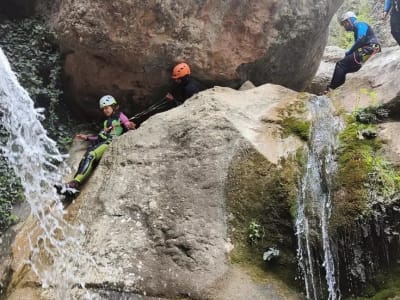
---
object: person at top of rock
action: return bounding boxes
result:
[383,0,400,45]
[322,11,381,94]
[132,62,203,126]
[165,62,201,104]
[56,95,135,197]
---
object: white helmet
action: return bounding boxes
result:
[99,95,117,108]
[339,11,357,23]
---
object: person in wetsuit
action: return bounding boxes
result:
[323,11,381,94]
[57,95,135,196]
[383,0,400,45]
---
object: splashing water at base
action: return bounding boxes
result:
[0,48,95,299]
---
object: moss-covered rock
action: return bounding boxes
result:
[225,148,302,289]
[332,108,400,231]
[331,107,400,297]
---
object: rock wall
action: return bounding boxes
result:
[48,0,342,117]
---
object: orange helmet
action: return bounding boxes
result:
[171,62,190,79]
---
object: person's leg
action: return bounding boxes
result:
[73,143,109,184]
[328,54,361,90]
[390,12,400,45]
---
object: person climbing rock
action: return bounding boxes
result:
[322,11,381,94]
[132,62,203,126]
[383,0,400,45]
[56,95,135,197]
[165,62,201,105]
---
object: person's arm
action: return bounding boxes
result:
[76,133,98,141]
[119,112,136,130]
[384,0,392,13]
[346,22,368,54]
[383,0,392,19]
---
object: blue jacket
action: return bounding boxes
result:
[346,18,380,55]
[385,0,392,12]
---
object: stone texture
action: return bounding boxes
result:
[49,0,342,117]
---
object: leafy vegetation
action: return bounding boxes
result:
[248,221,264,245]
[0,126,24,230]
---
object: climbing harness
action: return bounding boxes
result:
[354,43,381,64]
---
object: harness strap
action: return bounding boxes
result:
[353,43,381,64]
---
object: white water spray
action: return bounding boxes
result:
[295,96,343,300]
[0,48,93,299]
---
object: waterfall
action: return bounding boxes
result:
[0,48,92,299]
[296,96,343,300]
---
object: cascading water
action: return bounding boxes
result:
[0,48,93,299]
[296,96,343,300]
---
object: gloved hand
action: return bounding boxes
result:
[165,92,174,101]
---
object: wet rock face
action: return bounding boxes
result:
[0,0,36,18]
[50,0,342,116]
[335,199,400,296]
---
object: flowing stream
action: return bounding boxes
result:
[296,96,343,300]
[0,48,93,299]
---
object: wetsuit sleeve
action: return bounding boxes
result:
[347,22,369,54]
[87,135,98,142]
[119,112,131,130]
[184,82,200,100]
[384,0,392,12]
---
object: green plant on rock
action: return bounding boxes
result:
[332,106,400,230]
[248,221,264,245]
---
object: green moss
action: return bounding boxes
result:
[281,117,310,141]
[225,149,302,289]
[331,109,400,230]
[276,96,311,141]
[349,268,400,300]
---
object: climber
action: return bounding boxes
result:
[383,0,400,45]
[131,62,202,126]
[322,11,381,94]
[56,95,135,197]
[165,62,201,104]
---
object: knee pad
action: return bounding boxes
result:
[77,153,95,175]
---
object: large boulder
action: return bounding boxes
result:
[6,83,309,299]
[50,0,342,116]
